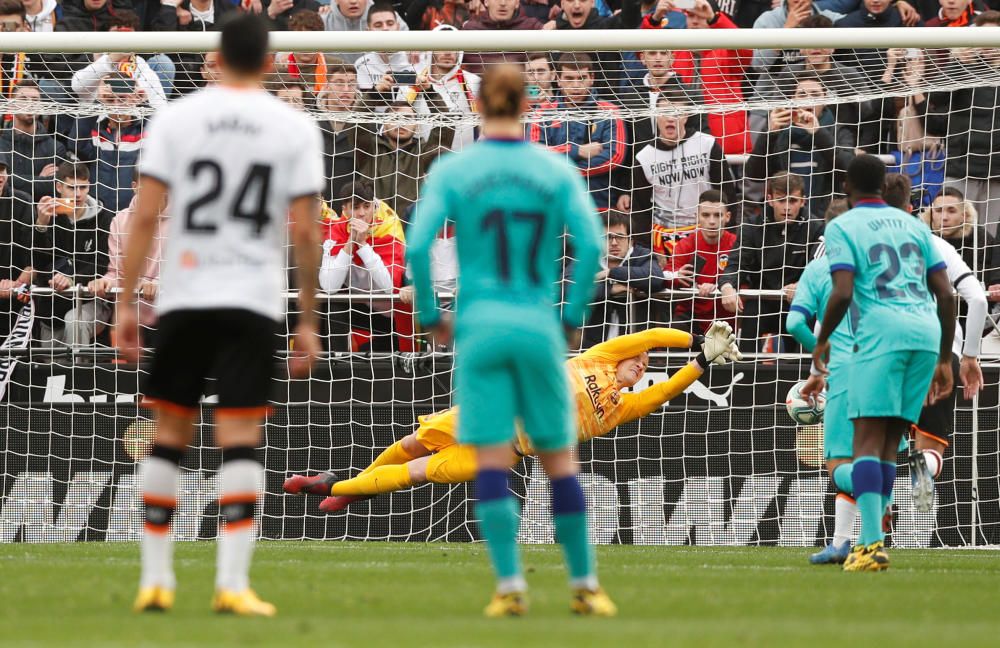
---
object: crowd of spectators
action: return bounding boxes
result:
[3,0,1000,356]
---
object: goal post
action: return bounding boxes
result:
[6,26,1000,53]
[1,29,998,547]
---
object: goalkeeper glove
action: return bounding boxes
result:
[697,321,741,366]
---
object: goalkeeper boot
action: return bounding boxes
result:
[133,586,174,613]
[319,494,373,513]
[483,591,529,618]
[908,451,935,513]
[570,587,618,617]
[212,589,276,617]
[809,541,851,565]
[282,472,337,496]
[843,542,890,573]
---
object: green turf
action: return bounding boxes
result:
[1,542,998,647]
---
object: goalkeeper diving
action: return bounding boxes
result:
[284,323,742,510]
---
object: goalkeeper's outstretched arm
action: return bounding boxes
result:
[619,362,706,423]
[585,327,696,363]
[617,321,742,424]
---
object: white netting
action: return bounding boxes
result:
[1,29,999,547]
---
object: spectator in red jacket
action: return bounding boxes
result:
[640,0,753,155]
[673,0,753,156]
[667,190,737,334]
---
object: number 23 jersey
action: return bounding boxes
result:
[139,85,324,321]
[823,200,946,357]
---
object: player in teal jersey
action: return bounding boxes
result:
[407,66,609,616]
[803,156,955,572]
[790,236,904,565]
[789,251,859,565]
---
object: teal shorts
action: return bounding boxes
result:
[823,388,907,460]
[847,350,938,424]
[823,388,853,460]
[823,367,852,460]
[454,307,573,452]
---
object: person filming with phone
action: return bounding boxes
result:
[34,162,114,345]
[354,2,420,110]
[70,72,148,212]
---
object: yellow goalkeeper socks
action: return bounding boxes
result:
[331,464,413,496]
[361,440,417,474]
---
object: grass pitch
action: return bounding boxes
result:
[1,542,998,647]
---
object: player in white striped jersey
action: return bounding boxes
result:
[884,175,986,512]
[116,15,324,617]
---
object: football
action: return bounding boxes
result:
[786,381,826,425]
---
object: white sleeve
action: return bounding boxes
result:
[357,245,394,291]
[935,236,987,357]
[956,274,988,357]
[355,56,381,90]
[135,58,167,109]
[286,117,325,199]
[318,244,351,293]
[137,109,175,185]
[71,55,114,103]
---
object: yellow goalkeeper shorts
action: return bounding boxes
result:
[415,408,460,452]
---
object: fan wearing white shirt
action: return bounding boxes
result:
[71,52,168,109]
[354,2,421,110]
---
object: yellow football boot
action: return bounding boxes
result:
[570,587,618,617]
[483,591,529,618]
[843,542,890,572]
[211,589,277,617]
[133,586,174,612]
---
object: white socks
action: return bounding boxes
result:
[923,449,943,479]
[833,493,857,548]
[139,447,182,590]
[215,454,264,593]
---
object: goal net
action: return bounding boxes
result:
[1,28,998,548]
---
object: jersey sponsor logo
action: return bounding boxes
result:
[585,374,606,418]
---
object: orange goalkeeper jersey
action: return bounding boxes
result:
[416,328,702,455]
[518,328,700,454]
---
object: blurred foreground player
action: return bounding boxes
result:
[406,63,607,617]
[116,15,324,615]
